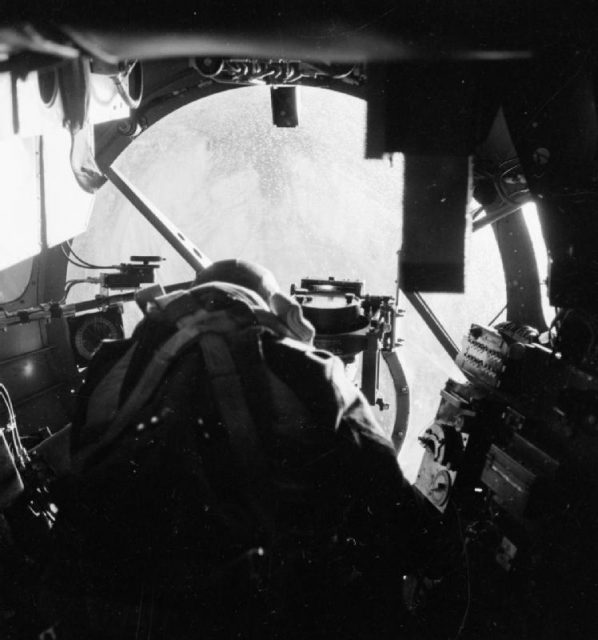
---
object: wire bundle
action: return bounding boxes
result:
[0,383,27,470]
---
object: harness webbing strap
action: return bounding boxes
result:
[71,324,205,472]
[197,330,268,481]
[198,327,277,540]
[72,290,274,494]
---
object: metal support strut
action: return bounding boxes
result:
[403,290,459,361]
[104,165,212,276]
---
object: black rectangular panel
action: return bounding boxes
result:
[400,155,469,292]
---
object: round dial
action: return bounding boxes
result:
[429,470,452,508]
[74,315,121,361]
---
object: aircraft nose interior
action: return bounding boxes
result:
[1,5,598,639]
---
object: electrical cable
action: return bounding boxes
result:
[66,241,114,269]
[0,385,15,425]
[60,278,101,304]
[60,244,87,268]
[113,61,143,110]
[61,242,118,270]
[332,66,358,79]
[0,383,27,468]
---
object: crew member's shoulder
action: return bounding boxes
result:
[262,334,392,446]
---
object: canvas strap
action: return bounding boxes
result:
[71,323,206,472]
[72,302,273,487]
[197,329,268,480]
